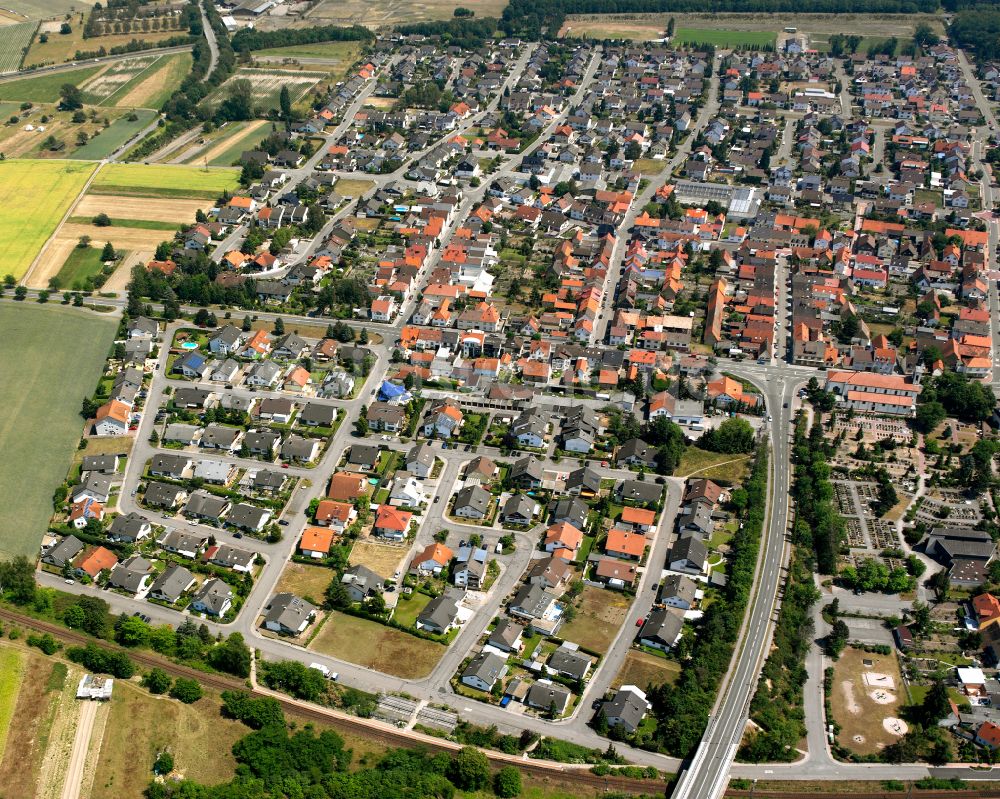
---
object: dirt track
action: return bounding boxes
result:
[60,700,96,799]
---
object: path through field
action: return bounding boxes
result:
[60,700,97,799]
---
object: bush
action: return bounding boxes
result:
[142,667,172,695]
[66,643,134,678]
[153,751,174,775]
[494,765,522,797]
[169,677,203,704]
[448,747,490,791]
[27,633,59,655]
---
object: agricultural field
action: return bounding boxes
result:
[0,0,93,21]
[309,610,445,678]
[559,12,945,46]
[73,192,210,224]
[71,107,156,159]
[90,162,241,199]
[0,159,94,279]
[208,67,327,113]
[77,54,176,107]
[0,648,24,764]
[0,303,116,560]
[0,20,36,72]
[0,64,102,103]
[178,119,274,167]
[303,0,507,26]
[0,649,67,799]
[117,50,191,108]
[24,12,184,67]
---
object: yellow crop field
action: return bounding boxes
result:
[0,159,95,280]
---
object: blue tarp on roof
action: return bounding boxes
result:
[378,380,409,401]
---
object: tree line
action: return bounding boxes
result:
[646,445,768,756]
[232,23,373,53]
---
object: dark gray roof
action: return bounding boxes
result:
[150,564,195,602]
[454,484,492,514]
[640,607,684,647]
[192,578,233,615]
[45,535,83,567]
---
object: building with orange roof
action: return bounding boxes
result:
[974,593,1000,630]
[605,528,647,560]
[706,376,759,408]
[824,371,921,416]
[314,500,356,533]
[620,506,656,533]
[93,400,131,436]
[74,546,118,578]
[977,721,1000,749]
[544,522,583,555]
[410,542,454,576]
[373,504,412,541]
[327,472,367,502]
[299,526,335,558]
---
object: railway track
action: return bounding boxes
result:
[0,608,658,796]
[727,792,1000,799]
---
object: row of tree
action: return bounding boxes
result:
[647,445,768,756]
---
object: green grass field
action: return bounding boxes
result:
[208,121,276,166]
[255,39,363,63]
[90,162,241,199]
[0,304,116,560]
[70,108,157,160]
[52,245,106,289]
[0,21,37,72]
[68,215,178,230]
[134,52,192,109]
[674,27,776,47]
[0,65,102,103]
[0,648,24,764]
[0,159,95,280]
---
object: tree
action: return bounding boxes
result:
[273,317,285,335]
[914,401,946,434]
[279,85,292,120]
[92,212,111,227]
[142,667,172,695]
[448,747,490,791]
[826,618,849,659]
[13,285,26,301]
[169,677,203,704]
[209,633,252,678]
[699,417,755,454]
[0,556,36,605]
[354,416,369,437]
[114,614,150,647]
[218,78,254,121]
[77,235,91,249]
[324,579,352,610]
[221,690,285,729]
[101,242,116,261]
[921,679,951,725]
[152,751,174,775]
[494,765,522,797]
[58,83,83,111]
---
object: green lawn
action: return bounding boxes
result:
[0,65,103,103]
[674,28,776,48]
[0,648,24,765]
[392,591,432,628]
[70,109,157,160]
[676,446,750,484]
[53,245,108,290]
[0,159,96,280]
[0,304,117,559]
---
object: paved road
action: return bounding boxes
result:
[671,369,799,798]
[200,3,219,77]
[0,45,194,81]
[594,62,722,344]
[60,700,97,799]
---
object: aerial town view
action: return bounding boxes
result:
[10,0,1000,797]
